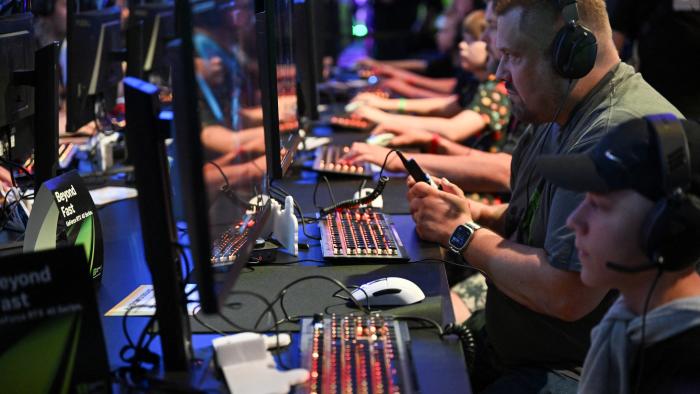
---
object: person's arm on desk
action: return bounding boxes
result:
[407,181,609,322]
[346,143,511,192]
[201,126,265,155]
[353,94,462,118]
[355,106,486,142]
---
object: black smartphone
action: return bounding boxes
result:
[396,151,440,189]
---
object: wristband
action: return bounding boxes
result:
[397,98,407,113]
[429,133,440,154]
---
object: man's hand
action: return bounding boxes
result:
[407,180,473,245]
[372,124,434,148]
[355,57,379,69]
[351,92,390,109]
[238,134,267,155]
[343,143,403,172]
[352,106,389,123]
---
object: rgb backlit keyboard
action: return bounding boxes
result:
[313,145,372,177]
[318,208,409,262]
[299,313,417,394]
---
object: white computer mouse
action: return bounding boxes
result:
[366,133,394,147]
[351,277,425,307]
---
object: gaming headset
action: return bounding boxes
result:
[551,0,597,79]
[641,114,700,271]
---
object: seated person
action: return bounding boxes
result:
[345,0,517,193]
[357,9,487,100]
[536,115,700,393]
[193,4,295,156]
[353,10,489,118]
[406,0,683,391]
[349,13,508,146]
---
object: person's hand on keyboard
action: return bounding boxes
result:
[371,123,435,148]
[343,143,402,172]
[351,92,389,110]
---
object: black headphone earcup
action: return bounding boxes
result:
[642,194,700,271]
[551,23,597,79]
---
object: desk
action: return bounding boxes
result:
[95,131,472,392]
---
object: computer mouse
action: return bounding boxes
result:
[366,133,394,147]
[351,277,425,307]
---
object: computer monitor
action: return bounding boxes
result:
[172,0,270,313]
[256,0,301,180]
[1,13,61,188]
[65,3,123,133]
[292,0,320,123]
[128,0,175,86]
[0,13,34,163]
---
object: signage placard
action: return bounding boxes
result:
[0,247,111,393]
[24,170,104,282]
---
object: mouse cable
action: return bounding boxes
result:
[331,285,371,311]
[249,275,371,331]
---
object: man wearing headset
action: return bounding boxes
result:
[537,115,700,394]
[407,0,682,392]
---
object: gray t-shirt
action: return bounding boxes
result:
[484,62,684,371]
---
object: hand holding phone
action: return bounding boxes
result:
[396,151,441,190]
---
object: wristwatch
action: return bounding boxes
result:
[448,222,481,255]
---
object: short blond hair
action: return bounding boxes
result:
[462,10,487,40]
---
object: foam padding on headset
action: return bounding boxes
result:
[643,193,700,271]
[552,22,597,79]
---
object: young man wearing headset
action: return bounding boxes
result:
[537,114,700,393]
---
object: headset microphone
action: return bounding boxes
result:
[605,261,657,273]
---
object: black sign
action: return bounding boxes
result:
[24,170,104,282]
[0,246,111,393]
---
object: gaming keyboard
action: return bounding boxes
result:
[23,143,77,173]
[318,208,409,262]
[298,313,417,394]
[313,145,372,177]
[329,114,376,132]
[210,214,256,266]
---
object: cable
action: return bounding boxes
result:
[0,156,31,181]
[312,177,323,209]
[322,175,336,206]
[220,290,291,370]
[207,160,230,188]
[249,275,370,332]
[269,183,322,241]
[191,304,228,336]
[318,176,388,216]
[316,148,398,215]
[332,285,371,311]
[394,315,445,336]
[520,79,575,243]
[633,267,664,394]
[377,149,400,179]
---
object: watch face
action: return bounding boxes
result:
[449,225,471,249]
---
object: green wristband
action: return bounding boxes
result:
[398,98,407,113]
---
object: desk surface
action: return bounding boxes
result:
[95,130,472,393]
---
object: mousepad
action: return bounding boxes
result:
[189,263,448,333]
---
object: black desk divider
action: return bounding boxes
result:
[24,170,104,282]
[0,246,111,393]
